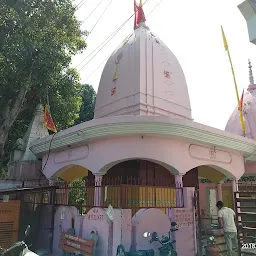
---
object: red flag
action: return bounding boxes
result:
[44,105,57,133]
[134,0,146,29]
[238,89,244,111]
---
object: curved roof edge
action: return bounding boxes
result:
[30,116,256,161]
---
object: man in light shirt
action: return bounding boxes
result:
[216,201,238,256]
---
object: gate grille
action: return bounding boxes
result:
[0,200,20,250]
[234,187,256,256]
[0,222,14,249]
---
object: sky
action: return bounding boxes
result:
[72,0,256,130]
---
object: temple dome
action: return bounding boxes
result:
[94,23,192,120]
[225,60,256,139]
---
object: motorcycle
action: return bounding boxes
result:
[143,221,178,256]
[0,225,38,256]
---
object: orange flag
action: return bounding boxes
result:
[238,89,244,111]
[44,105,57,133]
[134,0,146,29]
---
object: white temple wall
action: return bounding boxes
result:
[51,187,197,256]
[42,135,245,180]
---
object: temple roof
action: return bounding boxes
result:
[94,1,192,120]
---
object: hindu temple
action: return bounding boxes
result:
[1,1,256,255]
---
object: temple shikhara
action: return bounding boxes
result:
[1,1,256,256]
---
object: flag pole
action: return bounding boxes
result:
[221,26,246,136]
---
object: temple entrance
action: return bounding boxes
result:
[51,159,181,216]
[184,165,234,255]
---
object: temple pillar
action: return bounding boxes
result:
[232,179,238,193]
[217,183,223,201]
[175,174,184,207]
[231,179,238,210]
[94,175,103,207]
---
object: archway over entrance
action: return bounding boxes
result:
[51,165,94,182]
[103,159,176,186]
[184,165,235,255]
[100,159,179,215]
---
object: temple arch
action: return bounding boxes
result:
[50,164,93,182]
[183,164,237,182]
[96,158,179,176]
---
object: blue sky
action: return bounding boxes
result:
[72,0,256,130]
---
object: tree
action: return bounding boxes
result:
[75,84,96,124]
[0,0,87,162]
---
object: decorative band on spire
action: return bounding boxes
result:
[134,0,146,29]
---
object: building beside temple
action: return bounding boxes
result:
[238,0,256,45]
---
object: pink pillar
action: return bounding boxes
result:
[175,174,183,207]
[232,179,238,210]
[232,179,238,193]
[217,183,223,201]
[94,175,103,207]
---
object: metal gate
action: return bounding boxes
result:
[234,184,256,256]
[0,186,56,254]
[194,187,203,256]
[0,200,21,250]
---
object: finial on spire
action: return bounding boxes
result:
[134,0,146,29]
[249,59,254,85]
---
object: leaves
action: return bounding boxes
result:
[0,0,87,170]
[75,84,96,124]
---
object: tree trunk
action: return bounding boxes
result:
[0,74,31,162]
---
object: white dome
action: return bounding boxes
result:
[225,60,256,139]
[94,24,192,120]
[225,89,256,139]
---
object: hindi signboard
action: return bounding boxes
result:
[173,208,193,228]
[59,233,95,255]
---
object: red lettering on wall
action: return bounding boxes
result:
[164,70,171,79]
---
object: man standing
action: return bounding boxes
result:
[216,201,238,256]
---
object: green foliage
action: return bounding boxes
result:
[68,177,85,205]
[0,0,87,168]
[75,84,96,124]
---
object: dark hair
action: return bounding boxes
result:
[216,201,224,208]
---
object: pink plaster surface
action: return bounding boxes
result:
[245,162,256,175]
[169,207,196,256]
[53,206,76,255]
[82,207,113,256]
[132,208,171,254]
[94,26,192,119]
[225,90,256,139]
[42,134,245,180]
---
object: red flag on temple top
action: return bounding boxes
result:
[134,0,146,29]
[238,89,244,111]
[44,104,57,133]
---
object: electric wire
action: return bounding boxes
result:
[146,0,166,17]
[74,0,150,70]
[76,0,150,72]
[40,0,159,164]
[83,56,109,81]
[82,0,165,82]
[82,0,106,24]
[76,0,89,9]
[85,0,113,41]
[41,133,57,173]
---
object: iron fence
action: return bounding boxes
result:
[53,176,184,210]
